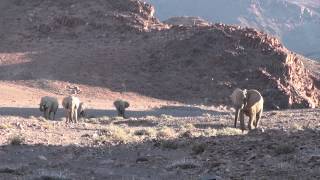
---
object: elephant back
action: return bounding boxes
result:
[246,89,263,107]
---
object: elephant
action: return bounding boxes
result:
[78,102,87,118]
[62,95,80,123]
[230,88,264,132]
[113,99,130,118]
[39,96,59,120]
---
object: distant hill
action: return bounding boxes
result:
[146,0,320,60]
[0,0,319,109]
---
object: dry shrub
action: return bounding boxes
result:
[167,159,200,170]
[134,129,152,136]
[202,113,212,118]
[36,169,69,180]
[183,123,195,130]
[291,123,303,131]
[97,125,132,144]
[85,118,100,124]
[38,117,47,122]
[99,116,111,121]
[111,116,125,121]
[179,130,193,138]
[160,114,174,121]
[156,126,176,139]
[216,127,242,136]
[202,128,217,137]
[192,143,206,155]
[161,140,179,150]
[0,124,11,129]
[274,144,295,155]
[9,135,25,145]
[143,116,158,121]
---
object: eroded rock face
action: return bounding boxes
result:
[146,0,320,60]
[164,16,211,27]
[0,0,319,109]
[142,24,320,109]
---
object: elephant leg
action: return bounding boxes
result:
[70,110,73,123]
[239,110,245,132]
[248,111,256,130]
[255,109,263,128]
[123,110,127,119]
[117,108,122,116]
[253,115,257,127]
[43,111,47,119]
[69,110,73,123]
[74,109,78,123]
[121,110,126,118]
[65,110,70,123]
[234,109,240,128]
[45,109,50,120]
[53,112,56,120]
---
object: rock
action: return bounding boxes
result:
[200,174,223,180]
[136,157,149,163]
[38,155,47,161]
[81,133,91,138]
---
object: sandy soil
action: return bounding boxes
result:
[0,83,319,180]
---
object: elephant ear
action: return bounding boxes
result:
[243,89,248,106]
[124,102,130,108]
[231,88,244,106]
[113,100,119,108]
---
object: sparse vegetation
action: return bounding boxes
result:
[179,130,193,138]
[134,129,152,136]
[216,127,243,136]
[96,125,132,144]
[0,124,11,129]
[274,144,295,155]
[156,126,176,139]
[160,114,174,121]
[9,135,25,145]
[291,123,304,131]
[191,143,206,155]
[161,140,179,150]
[167,159,200,170]
[0,0,319,179]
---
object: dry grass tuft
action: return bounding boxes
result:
[38,117,47,122]
[156,126,176,139]
[274,144,295,155]
[95,125,132,144]
[160,114,174,121]
[291,123,304,131]
[167,159,200,170]
[134,129,152,136]
[202,128,217,137]
[183,123,195,130]
[161,140,179,150]
[9,134,25,145]
[0,124,12,129]
[111,116,125,121]
[192,143,207,155]
[216,127,243,136]
[179,130,193,138]
[36,169,69,180]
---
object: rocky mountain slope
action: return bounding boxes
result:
[146,0,320,60]
[0,0,319,109]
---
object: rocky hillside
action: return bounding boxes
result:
[146,0,320,60]
[0,0,319,109]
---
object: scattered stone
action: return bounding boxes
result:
[136,157,149,163]
[200,174,223,180]
[38,155,47,161]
